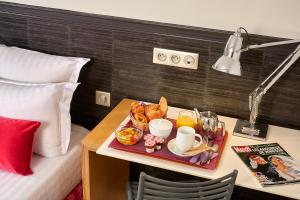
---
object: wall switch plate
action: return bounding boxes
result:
[153,48,199,69]
[95,90,110,107]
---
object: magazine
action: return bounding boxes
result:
[232,143,300,186]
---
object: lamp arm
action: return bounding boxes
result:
[241,39,300,52]
[248,44,300,126]
[261,45,300,93]
[248,87,264,126]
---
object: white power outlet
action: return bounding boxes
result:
[95,91,110,107]
[153,48,199,69]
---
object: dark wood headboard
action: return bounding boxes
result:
[0,2,299,130]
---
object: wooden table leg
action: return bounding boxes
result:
[82,147,91,200]
[82,148,129,200]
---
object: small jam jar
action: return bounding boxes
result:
[154,136,164,150]
[145,140,156,153]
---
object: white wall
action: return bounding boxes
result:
[5,0,300,39]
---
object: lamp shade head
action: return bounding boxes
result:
[211,29,244,76]
[212,55,242,76]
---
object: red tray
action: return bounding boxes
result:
[109,119,228,170]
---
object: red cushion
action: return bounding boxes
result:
[0,116,40,175]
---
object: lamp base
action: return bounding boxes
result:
[233,119,269,141]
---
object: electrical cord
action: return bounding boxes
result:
[238,27,251,49]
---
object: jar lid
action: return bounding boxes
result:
[144,134,154,141]
[145,140,155,147]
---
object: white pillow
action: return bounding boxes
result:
[0,44,90,83]
[0,80,79,157]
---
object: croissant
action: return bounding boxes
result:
[145,109,164,121]
[131,97,168,122]
[131,102,145,114]
[134,113,148,123]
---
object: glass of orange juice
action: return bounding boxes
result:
[176,110,196,128]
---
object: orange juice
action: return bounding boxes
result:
[176,115,195,128]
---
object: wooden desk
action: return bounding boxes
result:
[81,98,133,200]
[82,98,300,200]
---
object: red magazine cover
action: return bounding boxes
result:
[232,143,300,186]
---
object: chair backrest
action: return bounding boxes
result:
[136,170,238,200]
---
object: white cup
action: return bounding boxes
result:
[175,126,202,153]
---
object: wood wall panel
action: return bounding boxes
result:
[0,2,299,131]
[0,12,27,46]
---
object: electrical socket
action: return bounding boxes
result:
[95,91,110,107]
[153,48,199,69]
[157,51,167,62]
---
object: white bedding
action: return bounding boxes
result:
[0,124,88,200]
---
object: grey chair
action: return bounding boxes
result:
[127,170,238,200]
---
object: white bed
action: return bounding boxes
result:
[0,124,88,200]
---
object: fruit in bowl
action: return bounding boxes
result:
[115,126,143,145]
[130,97,168,131]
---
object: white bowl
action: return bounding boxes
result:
[149,119,173,139]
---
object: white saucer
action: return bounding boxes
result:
[167,139,201,157]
